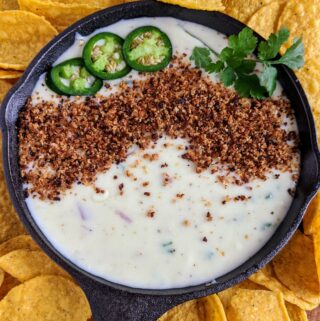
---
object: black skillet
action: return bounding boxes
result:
[0,1,319,320]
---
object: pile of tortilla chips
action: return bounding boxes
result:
[0,0,319,320]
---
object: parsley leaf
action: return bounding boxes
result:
[258,27,290,61]
[229,27,258,57]
[190,47,213,69]
[259,65,278,96]
[274,38,304,69]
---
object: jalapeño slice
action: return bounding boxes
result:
[83,32,131,80]
[123,26,173,72]
[49,58,103,96]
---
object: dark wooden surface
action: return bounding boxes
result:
[308,307,320,320]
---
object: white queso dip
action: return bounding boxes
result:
[19,18,300,289]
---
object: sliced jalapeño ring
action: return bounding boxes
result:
[123,26,173,72]
[83,32,131,80]
[49,58,103,96]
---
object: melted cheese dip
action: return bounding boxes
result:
[26,18,299,289]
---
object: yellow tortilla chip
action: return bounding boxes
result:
[0,235,39,257]
[0,249,70,282]
[218,279,266,309]
[249,264,318,310]
[2,0,18,10]
[247,1,286,39]
[0,139,26,242]
[0,78,16,102]
[313,231,320,288]
[18,0,120,32]
[226,289,290,321]
[277,0,320,60]
[272,230,320,305]
[0,10,57,70]
[223,0,273,23]
[296,59,320,142]
[0,273,20,300]
[159,294,227,321]
[0,275,91,321]
[157,0,224,11]
[0,268,4,287]
[51,0,123,5]
[285,303,308,321]
[0,69,22,79]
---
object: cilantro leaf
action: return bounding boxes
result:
[221,67,236,86]
[228,27,258,57]
[205,60,224,73]
[190,47,213,69]
[234,59,256,74]
[259,65,278,96]
[275,38,304,69]
[258,27,290,61]
[219,47,233,62]
[235,74,266,99]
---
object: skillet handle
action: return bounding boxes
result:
[79,281,200,321]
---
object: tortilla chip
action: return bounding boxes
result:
[277,0,320,60]
[0,249,70,282]
[272,230,320,305]
[0,139,26,243]
[226,289,290,321]
[247,1,286,39]
[0,78,17,102]
[0,275,91,321]
[249,264,318,310]
[223,0,273,23]
[157,0,224,11]
[0,268,4,287]
[51,0,123,5]
[296,59,320,141]
[2,0,18,10]
[18,0,120,32]
[0,10,57,70]
[218,279,266,309]
[285,303,308,321]
[0,235,39,257]
[0,69,22,79]
[159,294,227,321]
[0,273,20,300]
[313,232,320,288]
[303,193,320,235]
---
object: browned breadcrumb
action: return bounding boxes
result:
[206,212,213,222]
[147,209,155,218]
[143,153,159,161]
[182,219,190,227]
[18,55,299,200]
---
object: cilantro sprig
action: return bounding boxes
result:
[189,27,304,98]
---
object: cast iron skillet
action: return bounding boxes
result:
[0,1,319,320]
